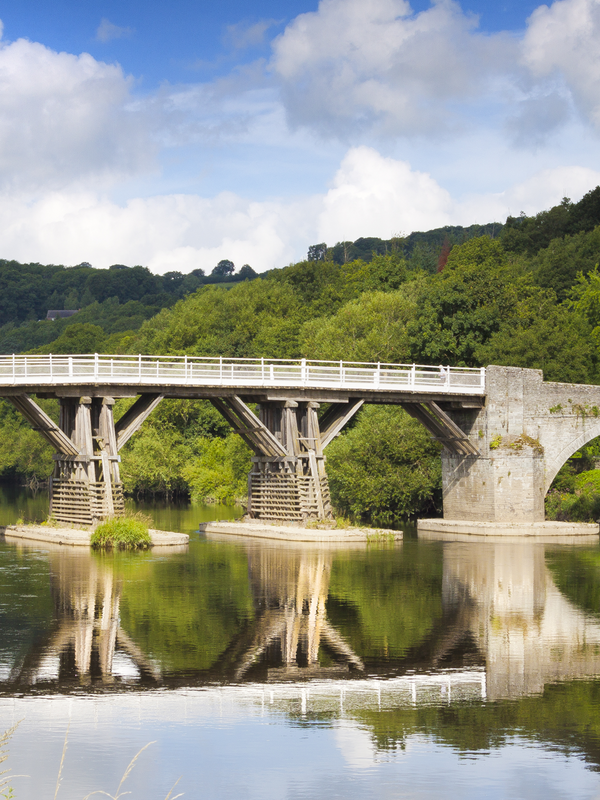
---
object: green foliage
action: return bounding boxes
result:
[136,281,306,358]
[545,490,600,522]
[545,467,600,522]
[326,406,442,524]
[30,322,107,354]
[575,468,600,493]
[120,427,192,497]
[0,399,54,481]
[91,515,152,549]
[545,440,600,521]
[327,543,444,660]
[301,288,418,362]
[408,237,519,365]
[534,226,600,300]
[118,542,255,672]
[182,434,252,504]
[474,289,597,383]
[502,187,600,257]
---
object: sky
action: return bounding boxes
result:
[1,0,600,274]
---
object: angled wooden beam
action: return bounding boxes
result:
[211,398,263,455]
[403,402,463,455]
[320,399,364,449]
[115,393,164,451]
[403,401,479,456]
[211,396,288,458]
[8,393,79,455]
[426,401,480,456]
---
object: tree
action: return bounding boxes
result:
[238,264,258,280]
[301,289,417,363]
[307,243,327,262]
[437,237,451,272]
[326,405,442,524]
[63,289,79,310]
[211,259,235,277]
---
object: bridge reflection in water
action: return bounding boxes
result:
[3,535,600,712]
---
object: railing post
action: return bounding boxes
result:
[184,354,188,382]
[270,364,274,383]
[219,356,223,384]
[481,367,486,391]
[49,353,53,381]
[261,357,264,385]
[94,352,99,380]
[139,354,142,381]
[301,358,307,386]
[12,354,15,383]
[68,357,73,378]
[340,360,343,385]
[24,356,27,380]
[410,364,415,388]
[375,362,380,389]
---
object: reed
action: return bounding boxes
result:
[1,725,183,799]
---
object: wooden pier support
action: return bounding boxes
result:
[212,396,362,523]
[50,396,125,526]
[8,392,164,526]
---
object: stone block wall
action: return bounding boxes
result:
[441,366,600,522]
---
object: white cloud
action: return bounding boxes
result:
[0,189,319,273]
[1,148,595,275]
[96,18,135,43]
[0,31,153,192]
[318,146,453,242]
[224,19,279,50]
[522,0,600,131]
[271,0,517,137]
[456,165,600,222]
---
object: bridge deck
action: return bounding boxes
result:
[0,354,486,401]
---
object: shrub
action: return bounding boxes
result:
[91,514,151,550]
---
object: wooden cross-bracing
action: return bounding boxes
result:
[208,396,365,522]
[8,392,168,526]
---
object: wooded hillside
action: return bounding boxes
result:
[2,185,600,524]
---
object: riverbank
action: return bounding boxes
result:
[0,524,189,547]
[198,520,402,542]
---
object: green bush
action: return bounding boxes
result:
[326,405,442,525]
[91,515,152,550]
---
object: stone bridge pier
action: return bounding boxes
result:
[441,365,600,523]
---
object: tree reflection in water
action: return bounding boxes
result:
[3,534,600,705]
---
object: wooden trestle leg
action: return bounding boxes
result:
[50,397,125,526]
[211,396,344,523]
[7,392,163,526]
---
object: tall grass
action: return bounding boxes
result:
[2,725,183,799]
[91,513,152,550]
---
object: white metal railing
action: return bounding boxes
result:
[0,354,486,394]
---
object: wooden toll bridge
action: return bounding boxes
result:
[0,354,485,525]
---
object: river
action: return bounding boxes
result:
[1,489,600,799]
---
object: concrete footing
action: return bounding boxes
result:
[418,518,599,538]
[199,520,402,543]
[0,524,189,547]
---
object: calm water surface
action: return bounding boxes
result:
[1,489,600,798]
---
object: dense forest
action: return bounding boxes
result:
[2,186,600,524]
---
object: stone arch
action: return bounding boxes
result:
[543,419,600,494]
